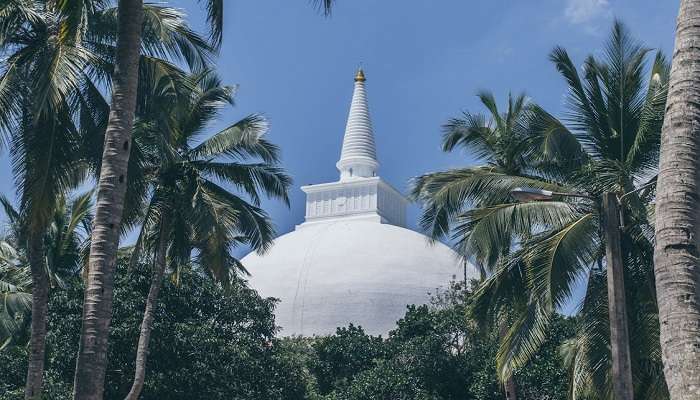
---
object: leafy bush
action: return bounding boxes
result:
[305,283,574,400]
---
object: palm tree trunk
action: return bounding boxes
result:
[125,221,168,400]
[72,0,144,398]
[603,193,634,400]
[24,232,49,400]
[499,324,517,400]
[504,376,517,400]
[654,1,700,399]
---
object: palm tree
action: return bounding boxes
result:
[121,69,290,399]
[0,193,93,348]
[412,21,669,399]
[0,1,214,397]
[0,0,98,393]
[0,196,30,350]
[413,90,529,400]
[0,252,31,351]
[73,2,332,398]
[654,1,700,398]
[0,206,31,351]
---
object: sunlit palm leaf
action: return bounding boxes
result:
[190,114,279,162]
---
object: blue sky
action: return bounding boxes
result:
[168,0,676,236]
[0,1,678,310]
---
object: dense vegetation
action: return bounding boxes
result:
[303,284,574,400]
[2,260,286,400]
[0,260,573,399]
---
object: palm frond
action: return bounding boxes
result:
[0,59,25,149]
[199,0,223,48]
[453,201,582,271]
[476,90,505,133]
[0,245,31,347]
[191,161,291,206]
[522,214,598,310]
[441,112,495,161]
[497,299,552,382]
[523,104,587,169]
[195,180,276,253]
[625,51,669,176]
[87,5,213,73]
[311,0,334,16]
[549,47,604,158]
[189,114,279,162]
[411,167,566,240]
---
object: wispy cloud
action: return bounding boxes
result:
[564,0,611,25]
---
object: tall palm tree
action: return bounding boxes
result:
[412,21,669,399]
[0,1,214,398]
[0,3,100,397]
[74,2,332,398]
[122,70,290,400]
[413,90,529,400]
[654,1,700,399]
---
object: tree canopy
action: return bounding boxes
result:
[0,270,574,400]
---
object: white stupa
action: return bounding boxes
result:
[243,69,471,336]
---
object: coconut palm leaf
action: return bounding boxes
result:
[522,214,598,310]
[0,257,31,350]
[625,52,670,176]
[522,104,587,170]
[497,299,552,382]
[195,0,222,47]
[192,161,291,206]
[441,112,494,160]
[189,113,279,162]
[0,189,91,349]
[453,201,583,270]
[311,0,335,16]
[412,167,567,242]
[85,4,213,80]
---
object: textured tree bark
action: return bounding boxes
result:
[603,193,634,400]
[504,376,517,400]
[124,221,169,400]
[72,0,144,398]
[654,1,700,399]
[24,232,49,400]
[500,324,517,400]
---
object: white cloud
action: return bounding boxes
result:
[564,0,611,24]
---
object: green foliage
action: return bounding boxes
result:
[311,325,386,394]
[305,284,573,400]
[337,360,441,400]
[0,244,31,349]
[0,278,574,400]
[0,192,92,348]
[0,1,213,234]
[0,259,302,400]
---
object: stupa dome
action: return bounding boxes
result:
[242,69,474,336]
[244,219,462,336]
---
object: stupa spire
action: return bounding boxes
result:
[336,68,378,180]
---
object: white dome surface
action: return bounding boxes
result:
[243,220,466,336]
